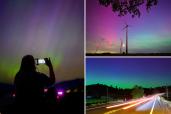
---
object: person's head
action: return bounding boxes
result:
[19,55,36,72]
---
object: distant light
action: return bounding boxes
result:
[57,91,64,96]
[57,96,60,99]
[44,88,48,93]
[12,93,16,97]
[66,89,71,93]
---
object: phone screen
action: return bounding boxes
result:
[38,59,45,64]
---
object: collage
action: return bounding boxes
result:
[0,0,171,114]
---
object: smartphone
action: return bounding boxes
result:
[38,59,45,64]
[35,58,46,65]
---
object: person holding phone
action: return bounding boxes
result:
[13,55,55,113]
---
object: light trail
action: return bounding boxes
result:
[106,98,146,109]
[104,96,156,114]
[106,94,163,109]
[150,96,157,114]
[107,96,154,109]
[122,97,154,110]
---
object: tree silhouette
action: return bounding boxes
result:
[131,85,144,98]
[99,0,158,18]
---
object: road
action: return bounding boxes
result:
[87,94,171,114]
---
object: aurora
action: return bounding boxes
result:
[86,0,171,54]
[0,0,84,84]
[86,58,171,88]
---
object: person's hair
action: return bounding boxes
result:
[18,55,36,73]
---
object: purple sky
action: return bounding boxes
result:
[86,0,171,53]
[0,0,84,84]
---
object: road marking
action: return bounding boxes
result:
[87,105,106,111]
[150,96,157,114]
[104,108,122,114]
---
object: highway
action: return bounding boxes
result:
[87,94,171,114]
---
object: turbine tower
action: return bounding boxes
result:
[120,38,123,54]
[123,23,130,54]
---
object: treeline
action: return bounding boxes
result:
[86,83,170,100]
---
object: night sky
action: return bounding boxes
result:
[86,58,171,88]
[86,0,171,53]
[0,0,84,84]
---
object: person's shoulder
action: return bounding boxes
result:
[36,72,48,78]
[14,72,21,82]
[15,72,23,80]
[35,72,51,84]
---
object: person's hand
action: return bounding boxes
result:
[45,58,55,83]
[45,58,52,68]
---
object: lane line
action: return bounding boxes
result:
[150,96,157,114]
[104,108,122,114]
[86,105,107,111]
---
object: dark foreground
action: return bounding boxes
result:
[0,79,84,114]
[87,95,171,114]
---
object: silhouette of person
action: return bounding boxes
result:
[14,55,55,113]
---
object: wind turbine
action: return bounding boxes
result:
[120,38,126,54]
[120,38,123,54]
[122,23,130,54]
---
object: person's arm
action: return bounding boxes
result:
[45,58,55,84]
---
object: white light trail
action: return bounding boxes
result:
[150,96,157,114]
[123,97,154,110]
[107,96,154,109]
[106,98,145,109]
